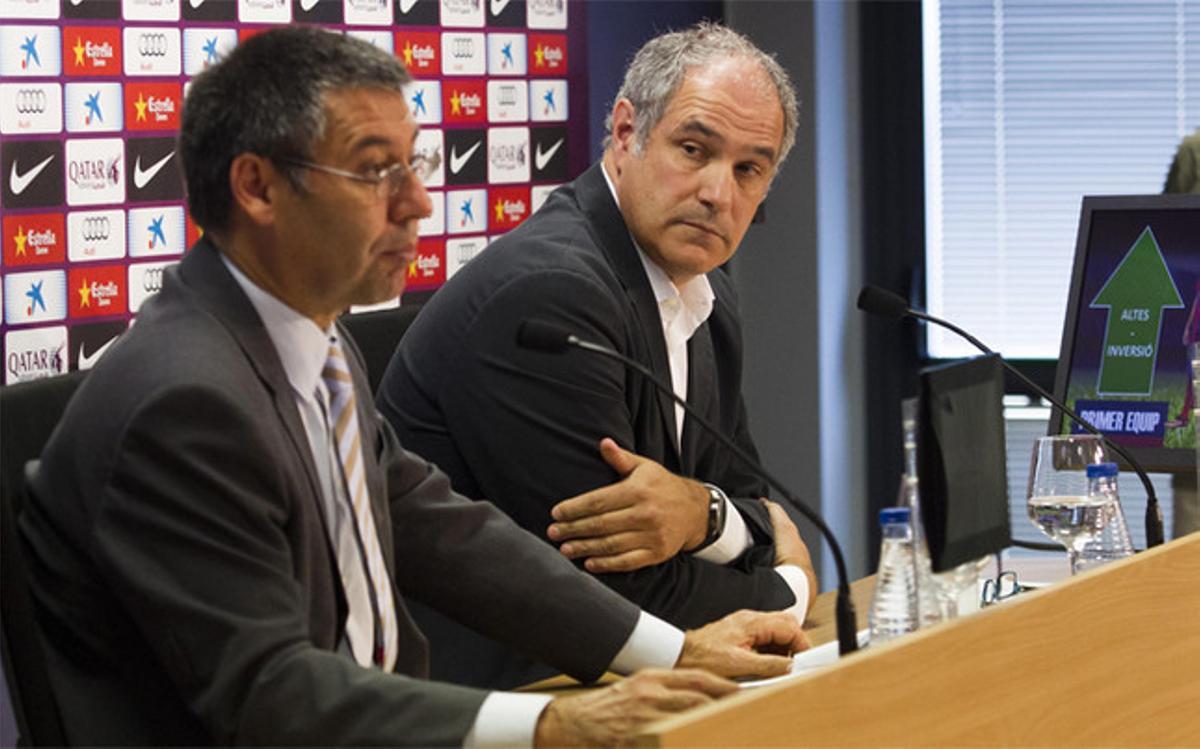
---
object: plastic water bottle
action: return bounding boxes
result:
[898,475,942,628]
[869,507,918,644]
[1076,462,1134,572]
[897,400,942,628]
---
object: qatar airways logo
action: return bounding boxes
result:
[65,138,125,206]
[4,327,67,385]
[345,0,389,25]
[68,157,120,188]
[527,0,565,29]
[238,0,291,23]
[487,126,529,184]
[122,0,182,21]
[440,0,483,26]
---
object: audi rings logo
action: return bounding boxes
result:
[81,215,111,241]
[451,38,477,58]
[15,89,48,114]
[141,266,164,293]
[138,33,170,57]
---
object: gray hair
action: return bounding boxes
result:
[180,27,411,233]
[604,22,799,167]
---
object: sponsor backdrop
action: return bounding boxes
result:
[0,0,588,384]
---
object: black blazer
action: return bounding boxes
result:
[379,163,795,689]
[19,238,639,746]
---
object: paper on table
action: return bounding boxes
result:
[739,629,871,689]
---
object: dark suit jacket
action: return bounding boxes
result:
[18,238,640,746]
[378,163,795,689]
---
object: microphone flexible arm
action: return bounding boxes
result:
[881,297,1164,548]
[566,335,861,655]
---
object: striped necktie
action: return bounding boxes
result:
[322,339,398,670]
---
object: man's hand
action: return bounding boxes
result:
[547,438,709,573]
[677,609,809,680]
[533,669,735,748]
[762,499,819,611]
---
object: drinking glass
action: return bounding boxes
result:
[1026,434,1113,575]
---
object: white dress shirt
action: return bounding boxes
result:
[222,255,685,748]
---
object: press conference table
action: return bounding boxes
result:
[526,534,1200,746]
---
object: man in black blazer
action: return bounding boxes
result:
[18,28,806,747]
[379,24,817,690]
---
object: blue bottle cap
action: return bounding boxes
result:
[1086,462,1119,478]
[880,507,910,524]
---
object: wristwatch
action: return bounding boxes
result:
[697,482,728,550]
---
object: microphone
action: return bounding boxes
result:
[857,284,1165,548]
[516,319,861,656]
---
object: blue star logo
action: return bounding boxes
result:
[148,216,166,248]
[84,92,103,125]
[202,37,219,65]
[460,198,474,225]
[542,89,556,113]
[20,35,40,70]
[411,89,427,116]
[25,281,46,314]
[501,42,513,67]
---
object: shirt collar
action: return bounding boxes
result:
[600,162,715,334]
[220,253,333,403]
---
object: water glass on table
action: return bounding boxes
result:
[1026,434,1114,575]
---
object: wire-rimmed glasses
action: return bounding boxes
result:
[278,154,437,199]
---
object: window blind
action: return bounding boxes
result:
[923,0,1200,359]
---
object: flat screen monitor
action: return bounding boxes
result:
[1051,195,1200,473]
[918,354,1012,572]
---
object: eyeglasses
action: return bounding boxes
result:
[277,154,436,199]
[980,570,1033,606]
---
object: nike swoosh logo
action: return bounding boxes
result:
[449,142,481,174]
[10,155,54,196]
[133,151,175,189]
[398,0,418,12]
[78,336,117,370]
[188,0,205,7]
[300,0,319,10]
[534,138,564,171]
[490,0,511,14]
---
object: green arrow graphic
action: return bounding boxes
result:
[1091,227,1184,395]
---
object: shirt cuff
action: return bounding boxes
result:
[773,564,811,625]
[463,691,554,748]
[610,610,685,674]
[692,497,752,565]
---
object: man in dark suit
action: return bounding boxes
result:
[18,28,807,747]
[378,23,817,690]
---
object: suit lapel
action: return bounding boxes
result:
[681,323,715,475]
[177,240,328,537]
[575,165,681,464]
